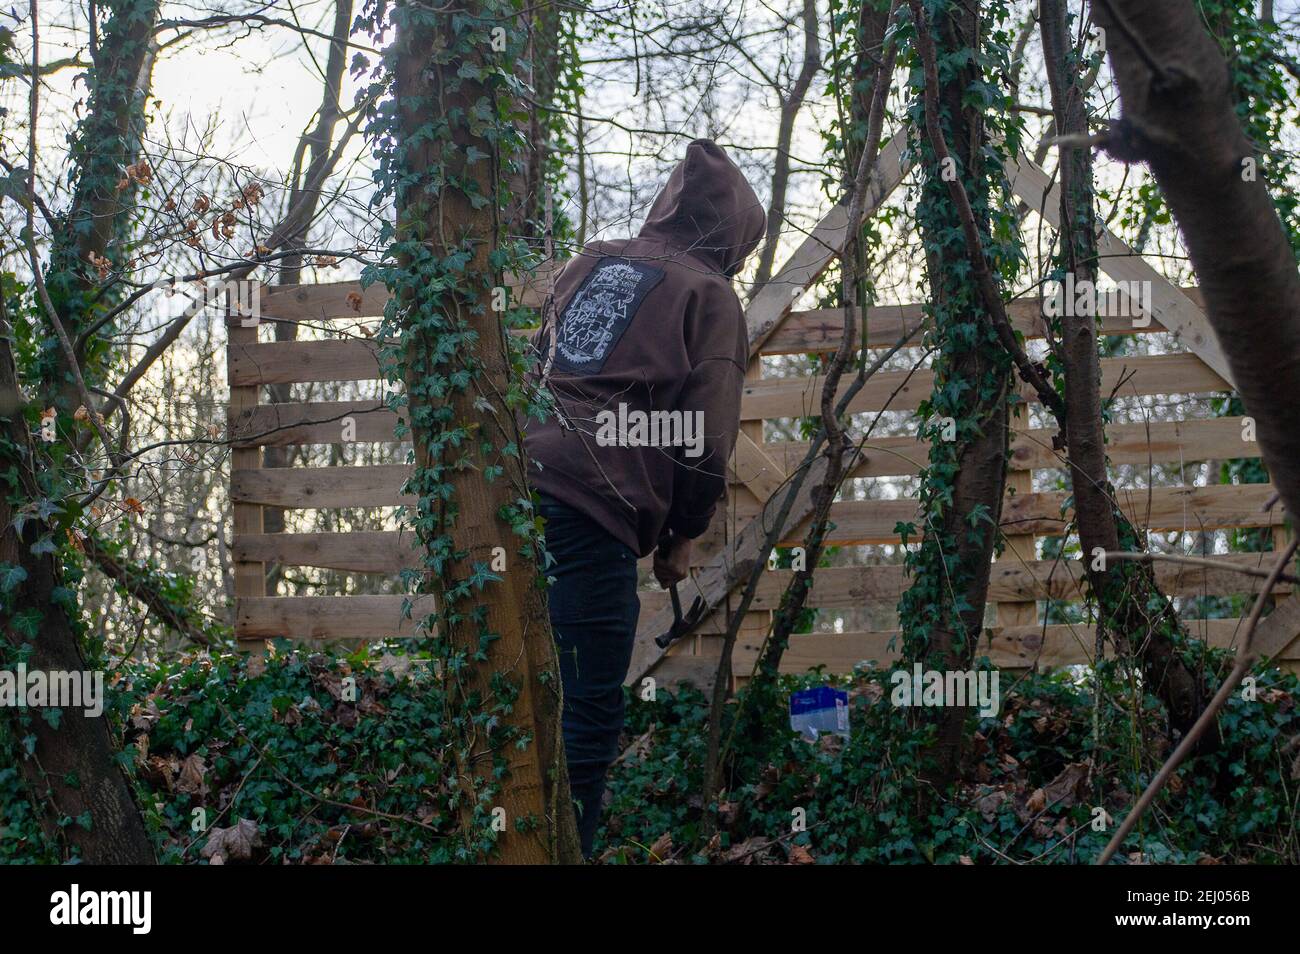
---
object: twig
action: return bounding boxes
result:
[1101,550,1300,586]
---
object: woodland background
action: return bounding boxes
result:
[2,0,1300,864]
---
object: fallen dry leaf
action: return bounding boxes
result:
[787,844,815,865]
[130,698,162,731]
[201,819,262,864]
[647,832,673,863]
[976,788,1009,822]
[723,837,769,864]
[1042,761,1090,810]
[716,799,739,829]
[176,754,207,795]
[376,653,411,681]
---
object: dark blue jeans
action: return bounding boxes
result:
[538,494,640,857]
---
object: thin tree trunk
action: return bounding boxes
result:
[902,0,1011,788]
[1040,0,1206,737]
[749,0,897,684]
[576,105,589,247]
[505,1,563,241]
[750,0,821,290]
[391,1,581,864]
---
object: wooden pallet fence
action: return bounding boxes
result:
[227,151,1299,676]
[227,278,1293,673]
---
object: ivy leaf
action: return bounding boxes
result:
[29,536,57,556]
[12,607,41,638]
[0,564,26,592]
[966,503,993,528]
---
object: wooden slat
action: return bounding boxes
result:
[999,401,1038,630]
[233,392,1252,463]
[1006,155,1234,387]
[719,355,776,685]
[234,531,417,573]
[730,616,1295,674]
[766,416,1261,480]
[1254,595,1300,662]
[230,400,401,446]
[237,283,1202,383]
[255,263,558,321]
[231,465,413,508]
[236,595,433,640]
[248,524,1287,598]
[892,482,1271,544]
[258,282,392,322]
[229,337,383,386]
[232,284,1215,388]
[625,478,1278,683]
[230,296,1165,383]
[761,290,1203,355]
[1004,416,1258,471]
[229,303,266,624]
[743,136,910,357]
[731,431,788,502]
[741,352,1230,420]
[740,482,1282,547]
[234,600,1293,671]
[641,552,1292,625]
[227,295,1142,386]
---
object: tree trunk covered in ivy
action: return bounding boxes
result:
[1089,0,1300,530]
[897,0,1013,788]
[1,0,160,864]
[1040,0,1206,739]
[41,0,157,408]
[1,335,154,865]
[388,0,581,864]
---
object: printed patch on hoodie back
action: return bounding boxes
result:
[553,257,664,374]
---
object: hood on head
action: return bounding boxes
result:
[637,139,767,278]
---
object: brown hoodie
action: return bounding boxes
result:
[524,139,766,557]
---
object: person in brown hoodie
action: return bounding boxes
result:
[525,139,765,855]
